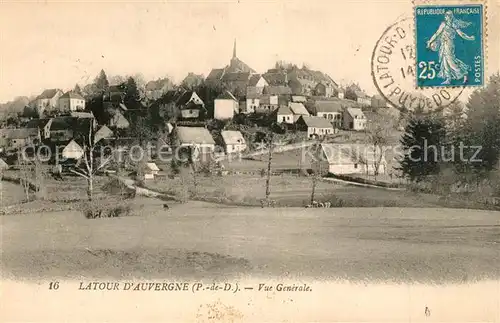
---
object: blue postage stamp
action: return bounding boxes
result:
[415,4,484,87]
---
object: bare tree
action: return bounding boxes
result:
[364,112,394,179]
[70,122,112,201]
[264,131,275,206]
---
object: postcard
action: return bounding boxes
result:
[1,0,499,321]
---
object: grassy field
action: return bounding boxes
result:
[1,200,499,282]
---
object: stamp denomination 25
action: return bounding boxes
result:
[415,4,484,87]
[371,17,463,112]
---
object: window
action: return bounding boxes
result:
[328,114,333,120]
[282,116,286,122]
[354,163,358,169]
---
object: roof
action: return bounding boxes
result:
[206,68,225,80]
[109,111,130,129]
[262,73,287,86]
[36,89,61,100]
[248,74,266,87]
[146,162,160,171]
[6,128,39,139]
[175,126,215,145]
[259,94,277,105]
[299,116,333,129]
[321,143,387,165]
[276,106,293,115]
[264,85,292,95]
[221,72,250,82]
[216,91,237,101]
[346,107,365,118]
[50,117,74,131]
[289,102,309,116]
[176,91,203,106]
[70,112,94,119]
[62,140,84,158]
[94,125,113,144]
[291,95,307,103]
[0,158,8,169]
[315,100,343,113]
[60,91,85,100]
[221,130,246,145]
[26,118,51,129]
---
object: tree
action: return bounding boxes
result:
[70,122,113,201]
[364,111,395,179]
[310,137,327,204]
[73,84,82,95]
[95,69,110,94]
[398,113,446,182]
[461,73,500,175]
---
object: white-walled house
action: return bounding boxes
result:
[296,116,334,139]
[221,130,247,154]
[214,91,239,120]
[58,91,86,112]
[275,106,294,124]
[314,100,343,128]
[61,140,84,160]
[319,143,387,175]
[343,107,367,131]
[32,89,63,116]
[176,91,206,120]
[244,93,260,114]
[172,126,216,156]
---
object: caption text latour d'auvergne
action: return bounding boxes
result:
[47,281,313,293]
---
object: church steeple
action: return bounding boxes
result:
[232,39,237,59]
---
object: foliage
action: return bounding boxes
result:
[95,69,110,94]
[365,111,395,177]
[398,113,446,182]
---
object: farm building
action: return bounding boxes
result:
[144,162,160,180]
[172,126,216,160]
[343,107,367,131]
[289,102,310,122]
[275,106,294,124]
[313,100,343,128]
[319,143,387,175]
[296,116,334,139]
[221,130,247,154]
[214,91,239,120]
[61,140,84,160]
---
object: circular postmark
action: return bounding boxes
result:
[371,17,464,112]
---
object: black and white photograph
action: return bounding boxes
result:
[0,0,499,321]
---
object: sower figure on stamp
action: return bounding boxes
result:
[426,11,475,85]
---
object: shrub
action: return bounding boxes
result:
[82,200,134,219]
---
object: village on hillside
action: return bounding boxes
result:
[0,40,499,213]
[0,41,400,182]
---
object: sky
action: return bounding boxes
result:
[0,0,498,103]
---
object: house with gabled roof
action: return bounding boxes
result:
[108,110,130,129]
[3,128,41,148]
[343,107,366,131]
[289,102,310,122]
[145,78,174,100]
[256,94,279,114]
[171,126,216,163]
[32,88,63,116]
[275,106,294,124]
[61,140,84,160]
[26,118,52,140]
[94,125,114,145]
[319,143,387,175]
[214,91,239,120]
[221,130,247,154]
[175,91,206,120]
[296,116,334,139]
[58,91,86,112]
[314,100,343,128]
